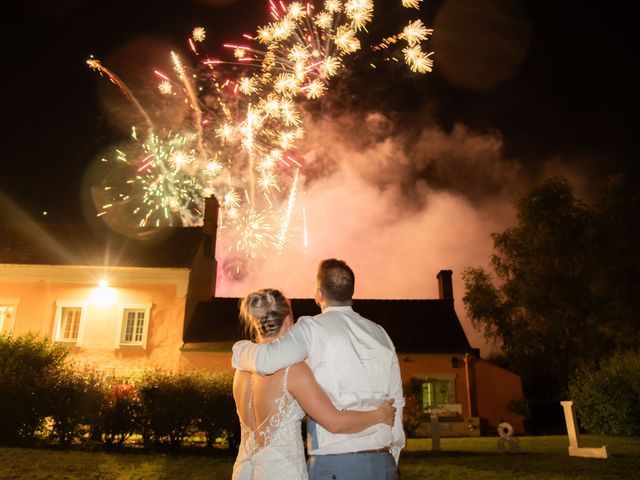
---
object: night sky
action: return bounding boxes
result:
[1,0,635,223]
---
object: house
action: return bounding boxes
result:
[0,197,524,434]
[0,197,222,374]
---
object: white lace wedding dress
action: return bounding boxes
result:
[232,367,308,479]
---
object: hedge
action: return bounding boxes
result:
[0,334,238,448]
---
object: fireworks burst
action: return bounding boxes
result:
[90,0,434,264]
[96,129,208,227]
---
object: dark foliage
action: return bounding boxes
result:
[0,334,68,442]
[569,351,640,436]
[463,175,640,402]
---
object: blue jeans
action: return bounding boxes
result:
[308,452,397,480]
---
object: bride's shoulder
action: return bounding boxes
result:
[287,362,313,383]
[233,369,252,386]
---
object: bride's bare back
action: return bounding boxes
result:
[234,368,291,447]
[232,366,308,480]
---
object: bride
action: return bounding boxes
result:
[232,288,395,480]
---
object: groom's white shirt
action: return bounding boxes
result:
[232,306,405,464]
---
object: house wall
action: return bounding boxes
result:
[0,265,195,375]
[399,354,471,418]
[474,358,525,434]
[398,354,524,435]
[178,351,233,373]
[88,283,186,373]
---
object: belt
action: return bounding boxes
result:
[311,447,391,456]
[349,447,390,454]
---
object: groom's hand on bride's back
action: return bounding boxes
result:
[376,399,396,426]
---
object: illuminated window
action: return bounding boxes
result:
[419,376,456,413]
[116,303,151,348]
[53,301,87,345]
[122,310,145,343]
[0,299,19,334]
[61,308,81,341]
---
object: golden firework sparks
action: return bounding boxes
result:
[192,27,206,42]
[90,0,434,260]
[402,0,422,9]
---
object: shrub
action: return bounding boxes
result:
[569,350,640,436]
[194,372,239,449]
[48,366,106,445]
[137,370,200,447]
[0,333,68,442]
[402,377,427,438]
[100,382,143,445]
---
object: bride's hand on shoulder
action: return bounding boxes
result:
[375,399,396,426]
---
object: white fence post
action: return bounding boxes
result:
[430,412,441,451]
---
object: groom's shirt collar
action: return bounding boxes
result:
[321,305,353,313]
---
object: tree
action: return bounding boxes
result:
[589,175,640,349]
[463,176,639,402]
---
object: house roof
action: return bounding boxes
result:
[183,297,473,354]
[0,223,203,268]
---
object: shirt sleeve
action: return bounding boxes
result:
[231,317,314,375]
[379,327,405,465]
[389,352,406,465]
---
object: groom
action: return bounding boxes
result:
[233,258,405,479]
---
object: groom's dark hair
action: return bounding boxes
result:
[317,259,355,303]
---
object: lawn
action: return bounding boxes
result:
[1,436,638,479]
[401,435,640,480]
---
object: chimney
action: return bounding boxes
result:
[183,196,219,336]
[437,270,453,300]
[202,196,219,259]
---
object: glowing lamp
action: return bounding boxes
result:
[91,279,117,307]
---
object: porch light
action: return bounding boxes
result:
[91,279,117,307]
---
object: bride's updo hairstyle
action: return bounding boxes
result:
[240,288,291,340]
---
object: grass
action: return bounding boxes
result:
[0,445,235,479]
[0,436,638,479]
[400,436,640,480]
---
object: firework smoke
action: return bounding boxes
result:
[90,0,434,266]
[215,106,548,356]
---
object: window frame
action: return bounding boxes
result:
[416,373,457,414]
[53,300,88,345]
[115,302,152,349]
[0,297,20,334]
